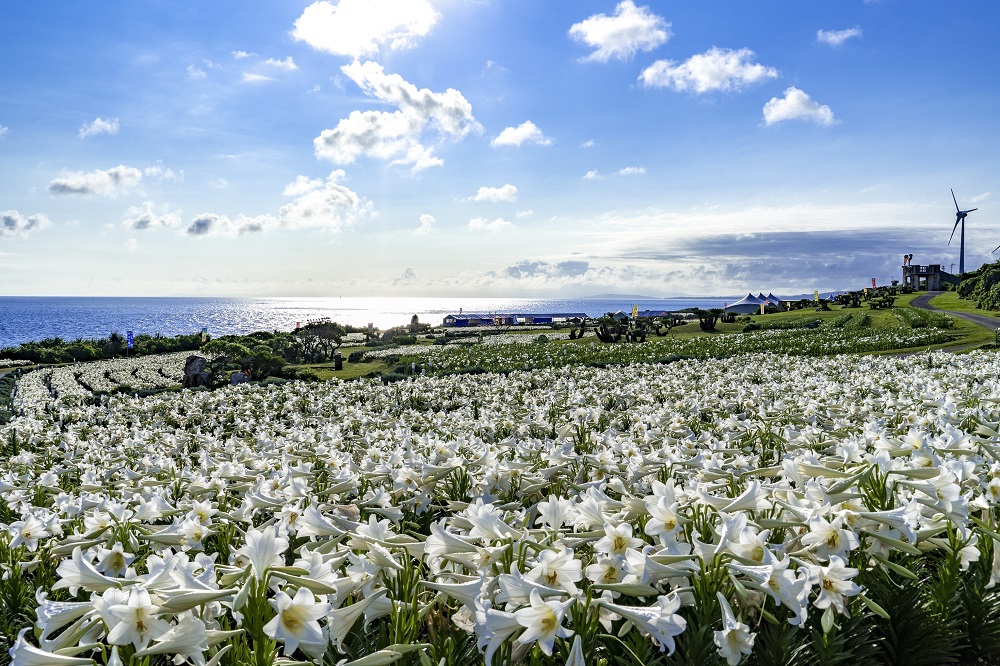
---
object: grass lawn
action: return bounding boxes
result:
[928,291,1000,316]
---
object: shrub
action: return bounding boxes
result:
[295,369,321,382]
[380,372,408,384]
[347,351,365,363]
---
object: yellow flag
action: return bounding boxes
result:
[813,290,819,302]
[632,304,638,319]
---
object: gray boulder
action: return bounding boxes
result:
[182,355,211,388]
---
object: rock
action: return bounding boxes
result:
[230,372,246,385]
[182,355,211,388]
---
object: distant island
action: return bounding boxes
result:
[581,293,674,300]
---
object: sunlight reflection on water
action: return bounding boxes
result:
[0,296,728,347]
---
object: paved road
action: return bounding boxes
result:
[911,291,1000,332]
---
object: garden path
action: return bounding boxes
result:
[911,291,1000,331]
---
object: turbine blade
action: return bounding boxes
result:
[994,244,1000,254]
[948,217,961,245]
[952,188,960,212]
[969,208,979,213]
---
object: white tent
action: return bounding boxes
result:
[726,293,765,315]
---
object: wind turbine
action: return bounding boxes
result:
[948,188,978,275]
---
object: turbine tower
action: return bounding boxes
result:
[948,188,978,275]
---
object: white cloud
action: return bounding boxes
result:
[278,170,374,231]
[293,0,439,58]
[0,125,7,137]
[473,184,518,203]
[491,120,551,147]
[122,201,182,231]
[185,213,276,238]
[393,268,418,286]
[763,87,838,126]
[1,210,51,239]
[264,56,298,71]
[468,216,513,232]
[314,61,480,172]
[516,209,534,218]
[970,192,991,204]
[78,117,119,139]
[817,27,862,46]
[144,164,180,181]
[414,213,435,235]
[125,238,138,251]
[232,50,255,59]
[47,165,143,197]
[639,47,778,93]
[584,167,645,179]
[580,139,594,148]
[187,64,207,80]
[282,175,325,197]
[242,72,273,83]
[569,0,671,62]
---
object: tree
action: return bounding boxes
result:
[696,308,723,332]
[104,332,125,358]
[288,321,345,363]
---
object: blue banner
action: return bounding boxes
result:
[126,330,134,349]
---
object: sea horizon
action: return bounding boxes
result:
[0,294,749,349]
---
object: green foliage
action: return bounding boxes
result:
[758,317,822,331]
[0,332,204,365]
[0,374,16,424]
[862,563,963,665]
[696,309,723,332]
[287,321,347,363]
[958,260,1000,309]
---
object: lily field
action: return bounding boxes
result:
[5,310,1000,665]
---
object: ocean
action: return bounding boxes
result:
[0,296,733,348]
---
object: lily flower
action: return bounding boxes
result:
[713,592,755,665]
[513,589,574,656]
[809,554,862,615]
[52,547,122,596]
[597,593,687,654]
[263,587,331,657]
[525,547,583,596]
[134,615,209,666]
[240,526,288,581]
[106,587,171,651]
[9,628,95,666]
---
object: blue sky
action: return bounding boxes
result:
[1,0,998,297]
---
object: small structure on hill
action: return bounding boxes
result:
[902,262,960,291]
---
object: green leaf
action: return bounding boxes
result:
[858,593,891,619]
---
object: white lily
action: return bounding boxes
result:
[106,587,171,651]
[713,592,755,665]
[263,586,331,657]
[513,589,574,657]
